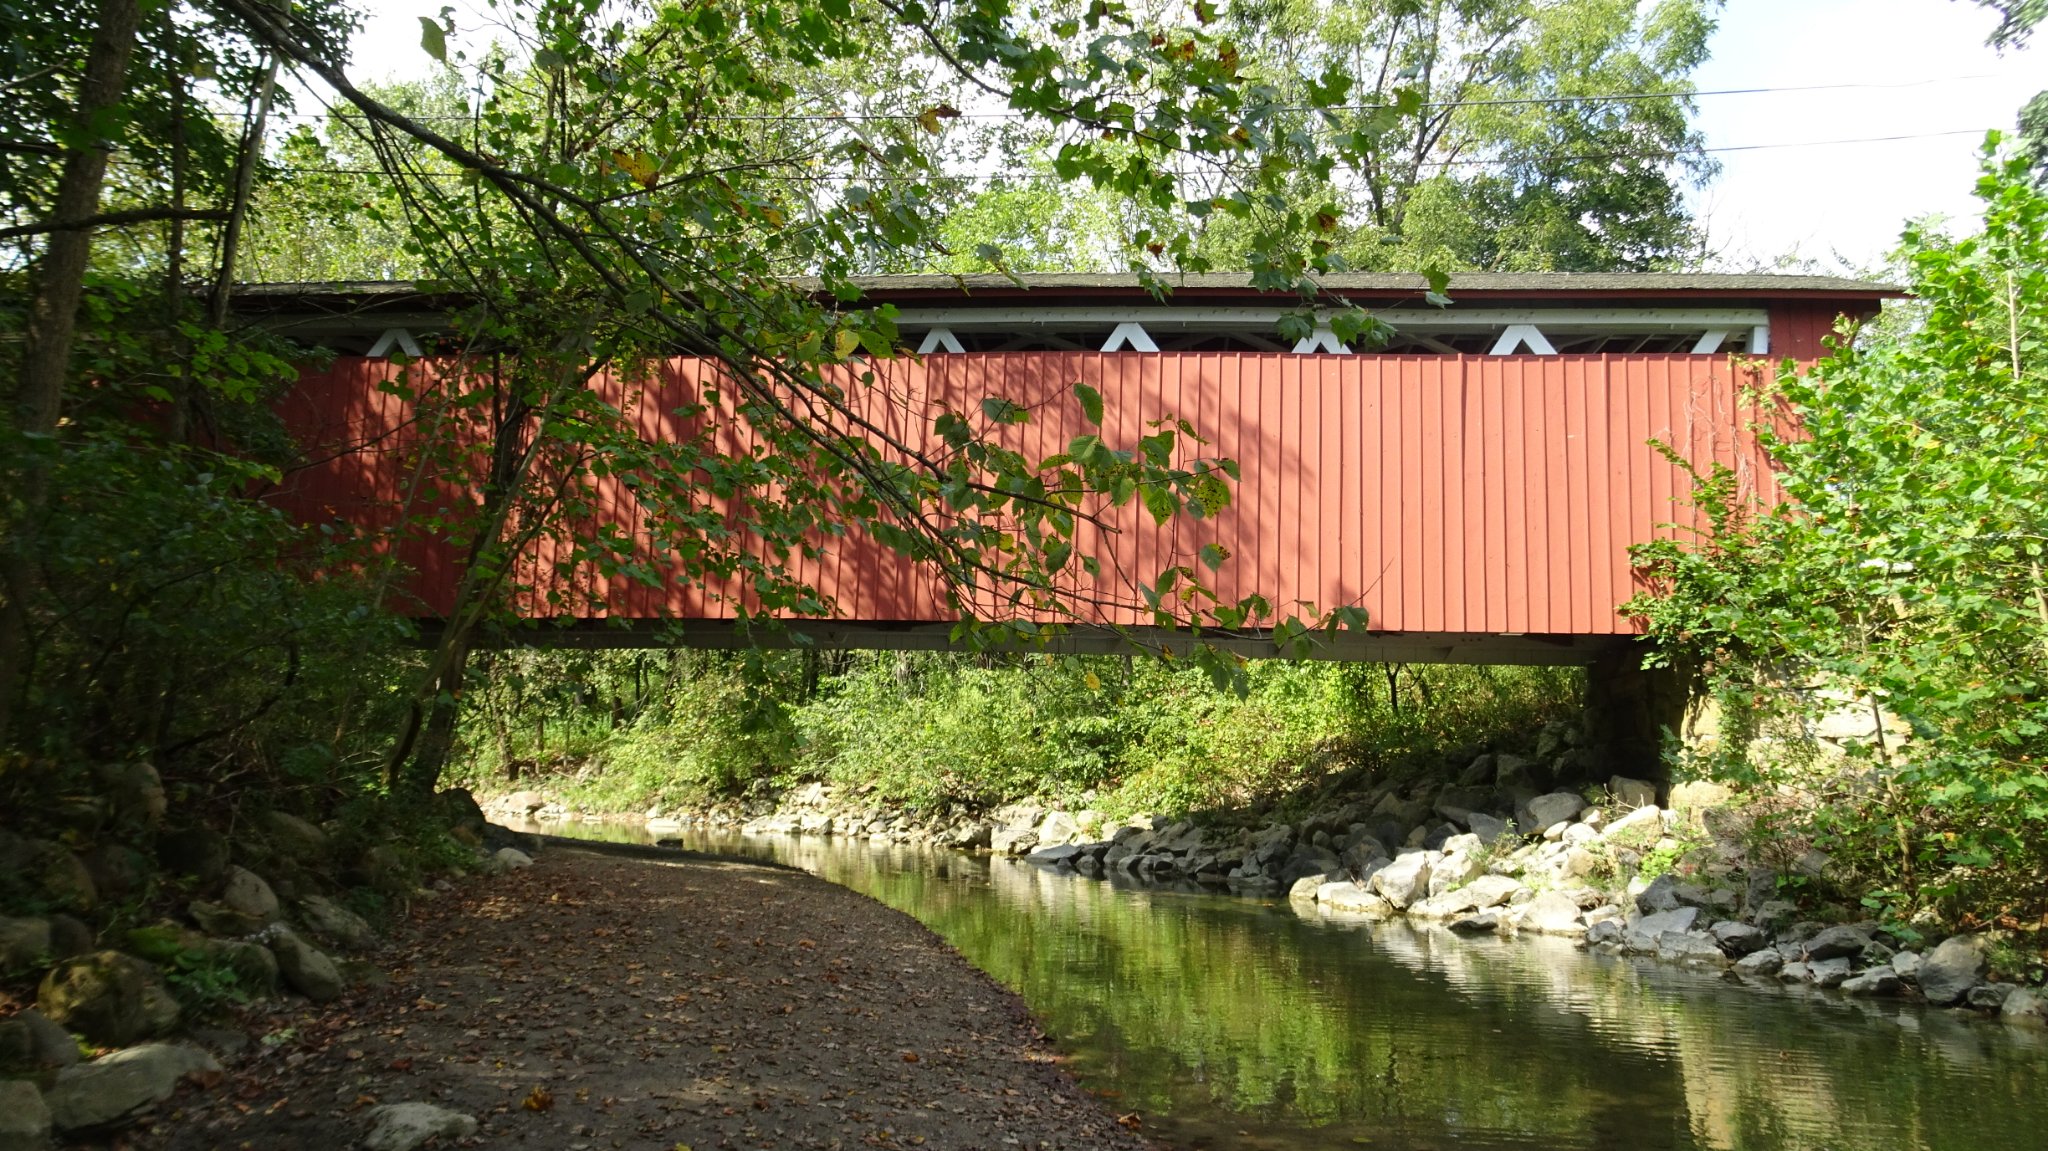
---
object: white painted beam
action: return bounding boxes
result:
[1489,325,1556,356]
[916,327,965,354]
[1690,329,1728,355]
[1750,324,1771,355]
[893,305,1770,334]
[1290,326,1353,355]
[1101,322,1158,352]
[365,327,423,358]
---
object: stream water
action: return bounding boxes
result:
[525,822,2048,1151]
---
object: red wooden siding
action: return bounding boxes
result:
[272,352,1779,638]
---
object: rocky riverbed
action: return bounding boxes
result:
[484,733,2048,1029]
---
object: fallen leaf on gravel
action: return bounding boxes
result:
[1116,1113,1142,1128]
[901,1052,920,1063]
[523,1086,555,1112]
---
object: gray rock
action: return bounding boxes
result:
[1711,921,1769,956]
[79,845,150,903]
[1525,792,1586,831]
[6,1008,78,1071]
[1801,925,1871,961]
[1892,950,1922,982]
[1465,811,1510,844]
[208,940,279,993]
[1778,961,1811,983]
[97,762,166,830]
[1458,874,1525,912]
[1369,853,1433,910]
[361,1102,479,1151]
[36,851,96,914]
[220,867,280,923]
[269,928,345,1003]
[36,952,176,1047]
[1494,753,1538,788]
[187,900,266,938]
[990,827,1039,856]
[45,916,90,961]
[0,1077,51,1149]
[1919,934,1990,1006]
[1807,957,1853,988]
[1288,873,1338,902]
[0,915,51,971]
[1448,912,1499,934]
[1636,874,1683,914]
[1733,949,1784,977]
[1601,804,1663,840]
[259,811,331,861]
[297,895,374,950]
[2001,988,2048,1026]
[1747,899,1800,930]
[1586,919,1623,946]
[1522,890,1587,935]
[1633,907,1701,936]
[1658,931,1729,966]
[1427,851,1484,898]
[1624,907,1700,953]
[1608,776,1657,809]
[1967,984,2015,1011]
[1841,966,1902,997]
[1025,843,1082,867]
[492,847,534,870]
[1316,882,1392,915]
[1037,811,1080,848]
[45,1043,220,1132]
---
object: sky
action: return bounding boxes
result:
[336,0,2042,274]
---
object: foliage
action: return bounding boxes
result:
[1202,0,1721,273]
[1629,143,2048,926]
[450,649,1581,818]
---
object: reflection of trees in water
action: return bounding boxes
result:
[636,830,2048,1150]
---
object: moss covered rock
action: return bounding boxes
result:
[36,951,178,1046]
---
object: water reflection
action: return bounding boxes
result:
[525,823,2047,1150]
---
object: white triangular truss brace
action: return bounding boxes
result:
[1291,325,1353,355]
[1100,322,1158,352]
[1489,324,1556,356]
[1690,328,1729,355]
[365,327,423,358]
[916,327,965,354]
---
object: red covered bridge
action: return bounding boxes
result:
[246,273,1892,669]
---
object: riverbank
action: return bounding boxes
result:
[137,845,1155,1151]
[479,755,2048,1026]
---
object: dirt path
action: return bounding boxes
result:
[150,847,1155,1151]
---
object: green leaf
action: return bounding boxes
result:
[981,397,1028,425]
[418,16,447,62]
[1199,542,1229,572]
[1073,382,1104,426]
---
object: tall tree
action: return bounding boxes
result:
[202,0,1404,791]
[1630,142,2048,924]
[1199,0,1720,273]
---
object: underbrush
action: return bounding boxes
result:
[447,650,1584,819]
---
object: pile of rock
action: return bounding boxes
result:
[1016,781,2044,1024]
[0,785,523,1148]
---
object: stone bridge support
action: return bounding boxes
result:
[1582,645,1688,795]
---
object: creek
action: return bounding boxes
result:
[526,821,2048,1151]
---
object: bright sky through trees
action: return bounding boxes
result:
[332,0,2040,273]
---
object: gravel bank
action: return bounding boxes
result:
[143,847,1155,1151]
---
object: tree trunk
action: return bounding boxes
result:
[0,0,144,746]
